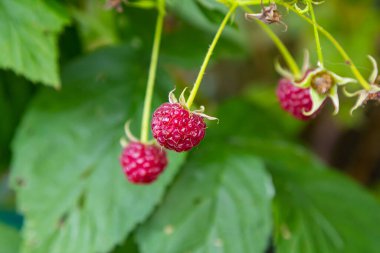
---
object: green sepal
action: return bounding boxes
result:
[328,85,340,115]
[331,72,357,86]
[368,55,378,84]
[296,65,356,116]
[168,89,178,103]
[179,87,189,109]
[275,58,294,80]
[303,78,341,116]
[345,85,380,115]
[294,67,323,88]
[303,88,326,116]
[295,66,355,89]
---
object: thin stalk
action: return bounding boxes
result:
[308,2,324,65]
[186,3,238,109]
[241,4,301,77]
[238,0,270,5]
[281,2,371,90]
[140,0,165,142]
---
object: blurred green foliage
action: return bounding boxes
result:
[0,0,380,253]
[0,72,35,172]
[0,222,20,253]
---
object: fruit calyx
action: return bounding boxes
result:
[151,89,218,152]
[120,121,139,148]
[311,71,335,95]
[168,89,218,121]
[276,50,356,115]
[344,56,380,114]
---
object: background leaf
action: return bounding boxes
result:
[0,222,20,253]
[3,1,380,253]
[0,0,69,87]
[137,142,274,253]
[166,0,243,45]
[10,46,186,253]
[211,95,380,253]
[270,155,380,253]
[69,0,119,51]
[0,71,35,171]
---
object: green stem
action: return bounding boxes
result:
[238,0,270,5]
[281,2,371,90]
[308,2,324,65]
[243,4,300,77]
[140,0,165,143]
[186,3,238,109]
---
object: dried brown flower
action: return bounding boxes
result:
[245,0,288,31]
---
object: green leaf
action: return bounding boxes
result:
[244,139,380,253]
[118,7,245,69]
[195,0,229,24]
[212,97,302,142]
[0,0,70,87]
[0,223,20,253]
[161,20,244,68]
[10,46,186,253]
[197,0,228,11]
[272,166,380,253]
[209,94,380,253]
[0,71,35,171]
[166,0,244,47]
[70,0,119,51]
[136,143,273,253]
[111,235,140,253]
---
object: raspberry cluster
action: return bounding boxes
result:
[120,97,210,184]
[151,103,206,152]
[276,78,317,120]
[120,142,167,184]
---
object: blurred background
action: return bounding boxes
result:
[0,0,380,252]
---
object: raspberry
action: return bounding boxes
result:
[120,142,167,184]
[151,102,206,152]
[276,78,317,120]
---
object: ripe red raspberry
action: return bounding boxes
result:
[120,142,167,184]
[151,103,206,152]
[276,78,317,120]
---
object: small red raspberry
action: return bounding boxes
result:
[151,103,206,152]
[120,142,167,184]
[276,78,317,121]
